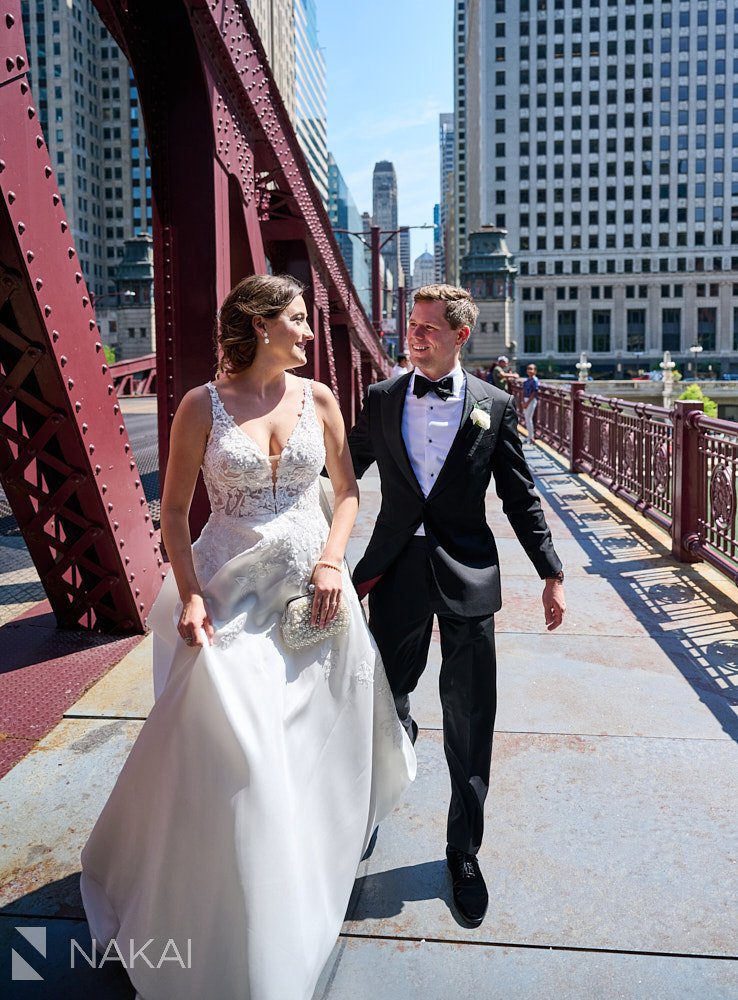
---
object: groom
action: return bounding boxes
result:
[347,283,565,927]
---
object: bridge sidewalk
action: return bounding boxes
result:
[1,445,737,998]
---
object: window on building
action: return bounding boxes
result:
[523,311,543,354]
[697,307,717,351]
[662,308,681,351]
[592,310,611,352]
[558,311,576,353]
[627,309,646,352]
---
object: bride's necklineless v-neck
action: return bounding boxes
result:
[209,380,308,471]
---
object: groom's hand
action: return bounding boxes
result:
[542,579,566,631]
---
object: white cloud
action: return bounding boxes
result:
[329,98,446,145]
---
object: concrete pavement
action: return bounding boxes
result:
[1,443,737,998]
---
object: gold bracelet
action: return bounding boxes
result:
[316,560,342,573]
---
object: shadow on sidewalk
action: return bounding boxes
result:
[347,859,454,922]
[532,462,738,743]
[0,874,135,999]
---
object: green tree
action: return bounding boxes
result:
[677,382,718,418]
[103,345,117,365]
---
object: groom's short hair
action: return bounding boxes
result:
[414,284,479,332]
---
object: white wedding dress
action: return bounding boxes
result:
[80,378,416,1000]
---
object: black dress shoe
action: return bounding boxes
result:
[446,847,488,927]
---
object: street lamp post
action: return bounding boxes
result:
[660,350,676,409]
[334,223,434,337]
[576,350,591,383]
[91,289,135,308]
[397,282,407,353]
[689,343,703,380]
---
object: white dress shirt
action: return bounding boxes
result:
[402,363,466,535]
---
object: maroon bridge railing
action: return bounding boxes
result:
[110,354,157,397]
[511,382,738,586]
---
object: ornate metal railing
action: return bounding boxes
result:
[110,354,157,396]
[532,383,572,454]
[578,395,673,529]
[510,381,738,586]
[690,413,738,580]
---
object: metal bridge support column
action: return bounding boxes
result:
[569,382,586,474]
[671,400,704,564]
[0,5,161,631]
[331,325,355,426]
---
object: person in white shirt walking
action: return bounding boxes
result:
[390,353,412,377]
[521,363,540,443]
[347,284,565,929]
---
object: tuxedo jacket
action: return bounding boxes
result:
[347,369,563,617]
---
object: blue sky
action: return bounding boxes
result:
[317,0,453,264]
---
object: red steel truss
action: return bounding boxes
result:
[0,8,162,632]
[0,0,387,633]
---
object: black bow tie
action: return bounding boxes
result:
[414,374,454,401]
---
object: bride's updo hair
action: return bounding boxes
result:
[215,273,306,376]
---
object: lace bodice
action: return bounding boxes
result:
[202,378,326,522]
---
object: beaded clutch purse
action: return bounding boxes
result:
[281,584,350,651]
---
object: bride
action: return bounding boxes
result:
[80,274,416,1000]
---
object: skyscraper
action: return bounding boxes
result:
[294,0,328,206]
[247,0,296,118]
[21,0,150,296]
[372,161,399,312]
[413,251,436,291]
[399,228,411,292]
[328,153,370,314]
[439,112,455,283]
[461,0,738,374]
[433,203,443,281]
[452,3,468,285]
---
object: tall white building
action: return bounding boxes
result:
[294,0,328,206]
[399,228,411,292]
[247,0,296,118]
[461,0,738,375]
[413,251,436,290]
[452,3,468,285]
[21,0,150,296]
[439,111,455,282]
[373,161,399,310]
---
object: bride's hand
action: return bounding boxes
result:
[178,594,215,647]
[310,564,343,629]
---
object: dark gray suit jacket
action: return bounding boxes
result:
[347,369,562,617]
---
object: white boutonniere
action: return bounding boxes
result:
[470,405,491,430]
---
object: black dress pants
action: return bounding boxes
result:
[367,537,497,856]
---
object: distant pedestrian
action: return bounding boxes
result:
[391,353,412,377]
[521,363,540,443]
[488,355,512,392]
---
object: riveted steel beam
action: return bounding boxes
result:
[0,7,163,633]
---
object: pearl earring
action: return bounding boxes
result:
[263,333,270,345]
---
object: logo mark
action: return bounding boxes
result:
[12,926,46,981]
